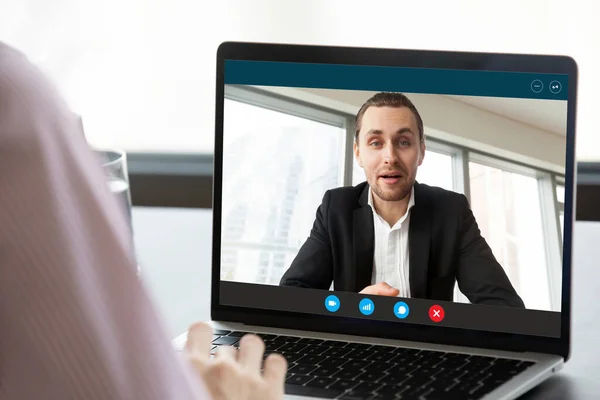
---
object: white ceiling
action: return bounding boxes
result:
[446,95,568,136]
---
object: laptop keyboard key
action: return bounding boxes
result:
[485,362,529,378]
[468,383,496,399]
[227,331,251,337]
[264,341,284,352]
[212,336,239,346]
[288,364,318,375]
[352,381,384,393]
[393,347,420,354]
[398,373,433,389]
[356,370,387,383]
[318,357,349,368]
[303,345,330,356]
[311,366,341,378]
[427,377,458,391]
[418,350,446,359]
[323,340,347,348]
[298,338,324,345]
[280,352,303,363]
[213,329,230,335]
[340,393,375,400]
[436,367,468,381]
[328,380,359,391]
[255,333,278,341]
[403,384,432,398]
[345,343,372,350]
[366,352,397,363]
[332,368,363,381]
[385,364,412,376]
[414,368,441,379]
[369,345,395,352]
[394,353,422,364]
[469,355,495,364]
[345,349,372,360]
[375,384,403,396]
[422,388,452,400]
[305,377,338,388]
[436,357,469,370]
[418,357,445,369]
[285,384,344,399]
[321,347,352,358]
[286,374,314,385]
[343,359,373,371]
[364,361,393,373]
[277,343,308,353]
[296,355,324,365]
[281,336,302,343]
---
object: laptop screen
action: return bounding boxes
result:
[218,58,569,339]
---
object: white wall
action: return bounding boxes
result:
[1,0,598,161]
[254,86,566,173]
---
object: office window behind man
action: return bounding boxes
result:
[220,99,345,285]
[556,184,565,239]
[468,162,551,311]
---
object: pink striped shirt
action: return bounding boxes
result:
[0,42,210,399]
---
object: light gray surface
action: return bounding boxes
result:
[132,207,212,338]
[132,206,600,399]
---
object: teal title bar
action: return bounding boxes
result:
[224,60,568,101]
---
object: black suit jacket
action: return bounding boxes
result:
[279,182,525,308]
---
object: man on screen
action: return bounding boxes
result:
[279,92,525,308]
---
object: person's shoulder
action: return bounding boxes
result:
[325,181,368,205]
[328,181,367,196]
[0,41,26,63]
[415,182,467,209]
[0,42,38,86]
[0,42,73,147]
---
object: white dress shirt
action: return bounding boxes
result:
[368,186,416,297]
[0,42,210,399]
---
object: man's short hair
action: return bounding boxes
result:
[354,92,424,143]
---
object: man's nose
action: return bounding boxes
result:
[383,143,399,164]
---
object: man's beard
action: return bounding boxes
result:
[371,176,414,202]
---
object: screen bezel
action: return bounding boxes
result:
[211,41,577,360]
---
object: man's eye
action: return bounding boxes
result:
[369,141,381,147]
[399,141,411,146]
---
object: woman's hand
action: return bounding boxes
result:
[184,322,288,400]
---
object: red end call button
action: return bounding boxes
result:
[429,305,445,323]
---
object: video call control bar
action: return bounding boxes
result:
[220,282,561,338]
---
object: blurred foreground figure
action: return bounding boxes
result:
[0,42,285,400]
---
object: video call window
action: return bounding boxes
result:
[220,85,566,313]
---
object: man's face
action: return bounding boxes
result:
[354,106,425,202]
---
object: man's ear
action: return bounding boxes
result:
[354,140,363,168]
[418,139,426,166]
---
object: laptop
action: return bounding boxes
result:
[198,41,577,399]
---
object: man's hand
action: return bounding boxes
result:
[184,322,287,400]
[359,282,400,297]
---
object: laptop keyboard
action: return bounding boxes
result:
[211,330,535,400]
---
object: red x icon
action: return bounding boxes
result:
[429,305,445,323]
